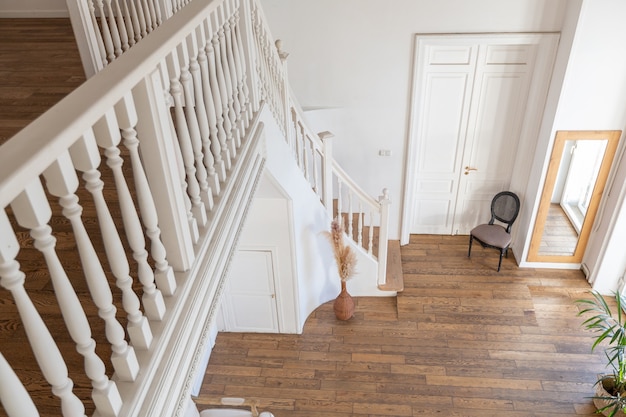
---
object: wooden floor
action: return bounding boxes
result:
[0,18,85,146]
[199,235,604,417]
[539,204,579,256]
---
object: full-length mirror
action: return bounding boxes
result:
[528,130,621,263]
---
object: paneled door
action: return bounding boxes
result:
[405,34,555,236]
[221,248,279,332]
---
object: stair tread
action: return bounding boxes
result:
[379,240,404,292]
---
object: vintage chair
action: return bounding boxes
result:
[468,191,521,271]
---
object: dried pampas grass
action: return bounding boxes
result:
[328,219,357,282]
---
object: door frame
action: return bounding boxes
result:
[401,32,560,244]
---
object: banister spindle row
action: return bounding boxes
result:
[0,209,87,417]
[94,112,153,350]
[69,132,141,383]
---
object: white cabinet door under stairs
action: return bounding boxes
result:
[221,249,280,333]
[407,34,557,235]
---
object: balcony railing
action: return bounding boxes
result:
[0,1,391,415]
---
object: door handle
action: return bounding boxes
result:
[464,166,478,175]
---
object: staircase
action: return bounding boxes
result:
[0,1,394,416]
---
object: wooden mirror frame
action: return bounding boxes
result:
[527,130,621,263]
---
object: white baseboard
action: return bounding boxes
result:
[0,10,69,18]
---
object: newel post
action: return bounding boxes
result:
[275,39,292,145]
[377,188,391,286]
[132,70,196,272]
[65,0,107,78]
[319,131,334,219]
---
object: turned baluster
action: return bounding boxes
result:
[230,0,252,128]
[127,0,141,44]
[134,0,148,39]
[348,191,354,240]
[34,163,122,416]
[290,109,298,160]
[86,1,108,68]
[94,0,116,62]
[70,131,139,381]
[219,21,239,155]
[166,53,208,228]
[188,31,221,197]
[204,20,231,171]
[115,94,176,300]
[94,110,164,327]
[311,140,319,194]
[166,106,200,243]
[196,24,226,184]
[0,352,39,417]
[337,179,343,227]
[111,0,129,52]
[102,0,122,57]
[119,0,136,47]
[222,7,243,149]
[0,209,86,417]
[178,43,214,211]
[368,209,375,255]
[152,0,162,26]
[210,20,235,162]
[358,202,364,247]
[140,0,152,33]
[144,0,158,32]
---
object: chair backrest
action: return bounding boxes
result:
[489,191,520,233]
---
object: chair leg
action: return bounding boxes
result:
[468,235,473,257]
[497,249,504,272]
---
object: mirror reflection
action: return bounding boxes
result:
[528,130,621,264]
[538,139,608,256]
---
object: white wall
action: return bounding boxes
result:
[260,0,568,240]
[0,0,68,17]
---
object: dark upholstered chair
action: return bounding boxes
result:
[468,191,520,272]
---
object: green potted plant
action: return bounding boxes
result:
[576,290,626,416]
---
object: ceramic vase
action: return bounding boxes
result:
[334,281,354,320]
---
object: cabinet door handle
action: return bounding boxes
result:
[464,166,478,175]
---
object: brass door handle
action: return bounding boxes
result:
[464,166,478,175]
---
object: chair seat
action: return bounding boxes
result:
[470,224,511,249]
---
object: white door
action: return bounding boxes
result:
[222,249,279,333]
[408,35,549,235]
[453,44,533,234]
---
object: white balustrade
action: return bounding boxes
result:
[211,17,235,161]
[41,154,124,416]
[196,24,226,185]
[0,209,87,417]
[188,31,221,196]
[92,111,154,349]
[103,0,123,58]
[167,52,209,228]
[127,0,142,44]
[205,18,231,171]
[111,0,130,52]
[228,1,249,132]
[115,93,174,306]
[119,0,136,48]
[0,0,392,414]
[216,15,238,157]
[178,42,215,211]
[65,133,141,382]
